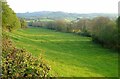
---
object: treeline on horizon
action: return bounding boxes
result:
[29,16,120,51]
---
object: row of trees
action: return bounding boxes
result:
[29,17,119,51]
[91,17,118,49]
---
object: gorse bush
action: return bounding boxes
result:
[2,33,50,78]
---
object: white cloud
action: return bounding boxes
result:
[7,0,119,13]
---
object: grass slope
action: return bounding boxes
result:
[9,27,118,77]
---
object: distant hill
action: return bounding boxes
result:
[17,11,117,20]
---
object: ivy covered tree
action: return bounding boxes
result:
[2,2,21,32]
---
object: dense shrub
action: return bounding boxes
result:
[2,33,50,78]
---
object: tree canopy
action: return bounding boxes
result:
[2,2,21,31]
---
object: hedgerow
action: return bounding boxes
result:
[2,33,51,78]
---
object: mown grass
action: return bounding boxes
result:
[8,27,118,77]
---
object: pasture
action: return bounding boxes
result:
[9,27,118,77]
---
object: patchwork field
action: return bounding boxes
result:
[8,27,118,77]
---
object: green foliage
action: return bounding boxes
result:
[55,20,67,32]
[30,19,68,32]
[20,18,27,28]
[2,33,50,78]
[9,28,118,77]
[2,2,51,78]
[45,21,56,30]
[117,16,120,50]
[91,17,119,50]
[118,16,120,31]
[29,16,119,50]
[2,2,21,31]
[76,19,92,36]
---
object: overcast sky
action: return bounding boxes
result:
[7,0,119,13]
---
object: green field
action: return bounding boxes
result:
[9,27,118,77]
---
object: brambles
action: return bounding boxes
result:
[2,34,50,78]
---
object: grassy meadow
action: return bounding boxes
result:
[8,27,118,77]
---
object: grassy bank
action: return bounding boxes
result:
[8,27,118,77]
